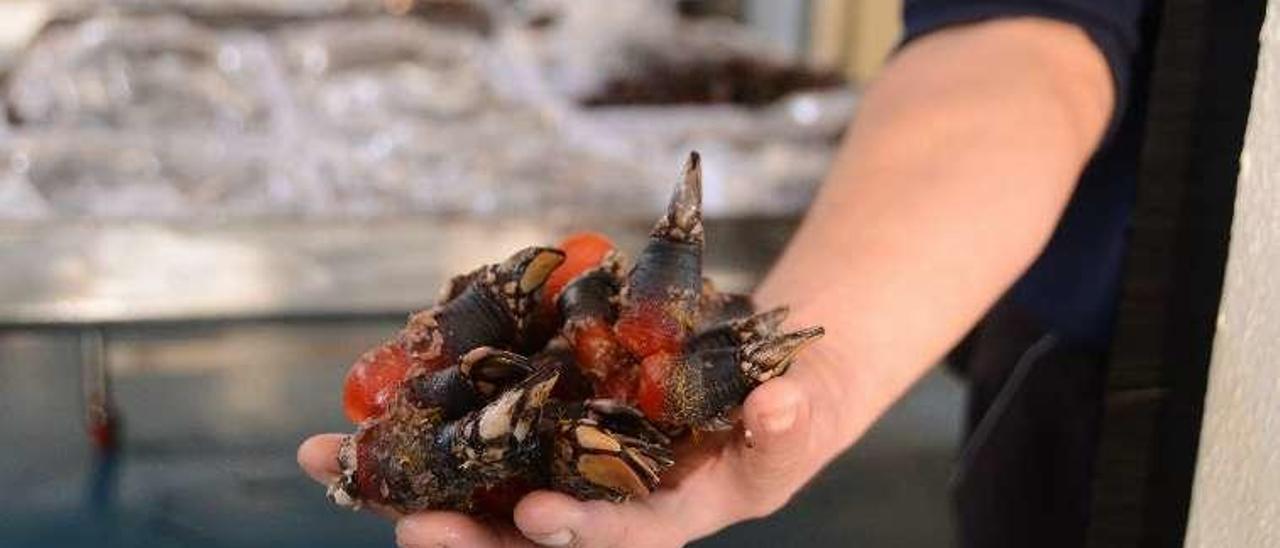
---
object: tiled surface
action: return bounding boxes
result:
[0,323,961,547]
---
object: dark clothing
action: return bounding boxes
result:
[952,300,1105,548]
[901,2,1160,547]
[906,0,1146,135]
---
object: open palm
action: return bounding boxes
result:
[300,368,836,548]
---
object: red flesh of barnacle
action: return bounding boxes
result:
[635,353,674,422]
[565,321,633,400]
[551,233,690,408]
[547,231,647,401]
[343,342,412,423]
[540,232,616,319]
[614,304,687,358]
[353,427,390,505]
[600,364,639,403]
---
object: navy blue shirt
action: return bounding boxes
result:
[904,0,1155,345]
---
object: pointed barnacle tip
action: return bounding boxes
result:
[653,153,704,244]
[741,326,825,380]
[678,154,703,200]
[801,326,826,341]
[686,150,701,170]
[778,327,824,355]
[479,391,521,440]
[529,370,561,403]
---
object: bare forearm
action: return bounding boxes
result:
[756,18,1113,463]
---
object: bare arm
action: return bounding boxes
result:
[498,17,1118,547]
[755,15,1113,468]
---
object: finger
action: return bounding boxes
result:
[298,433,346,484]
[513,492,584,547]
[729,376,813,509]
[514,491,678,548]
[397,511,531,548]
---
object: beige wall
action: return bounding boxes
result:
[810,0,903,84]
[1183,2,1280,546]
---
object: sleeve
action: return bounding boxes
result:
[902,0,1148,138]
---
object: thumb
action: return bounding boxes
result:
[729,376,813,514]
[514,491,679,548]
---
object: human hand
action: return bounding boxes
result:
[299,363,842,548]
[508,373,832,548]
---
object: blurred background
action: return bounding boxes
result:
[0,1,964,546]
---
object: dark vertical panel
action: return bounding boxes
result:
[1087,1,1265,547]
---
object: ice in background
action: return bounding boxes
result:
[0,0,855,222]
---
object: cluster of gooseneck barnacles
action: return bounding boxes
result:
[328,152,824,515]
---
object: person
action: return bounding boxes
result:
[300,1,1154,546]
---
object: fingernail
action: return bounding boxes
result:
[528,528,574,547]
[760,404,796,434]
